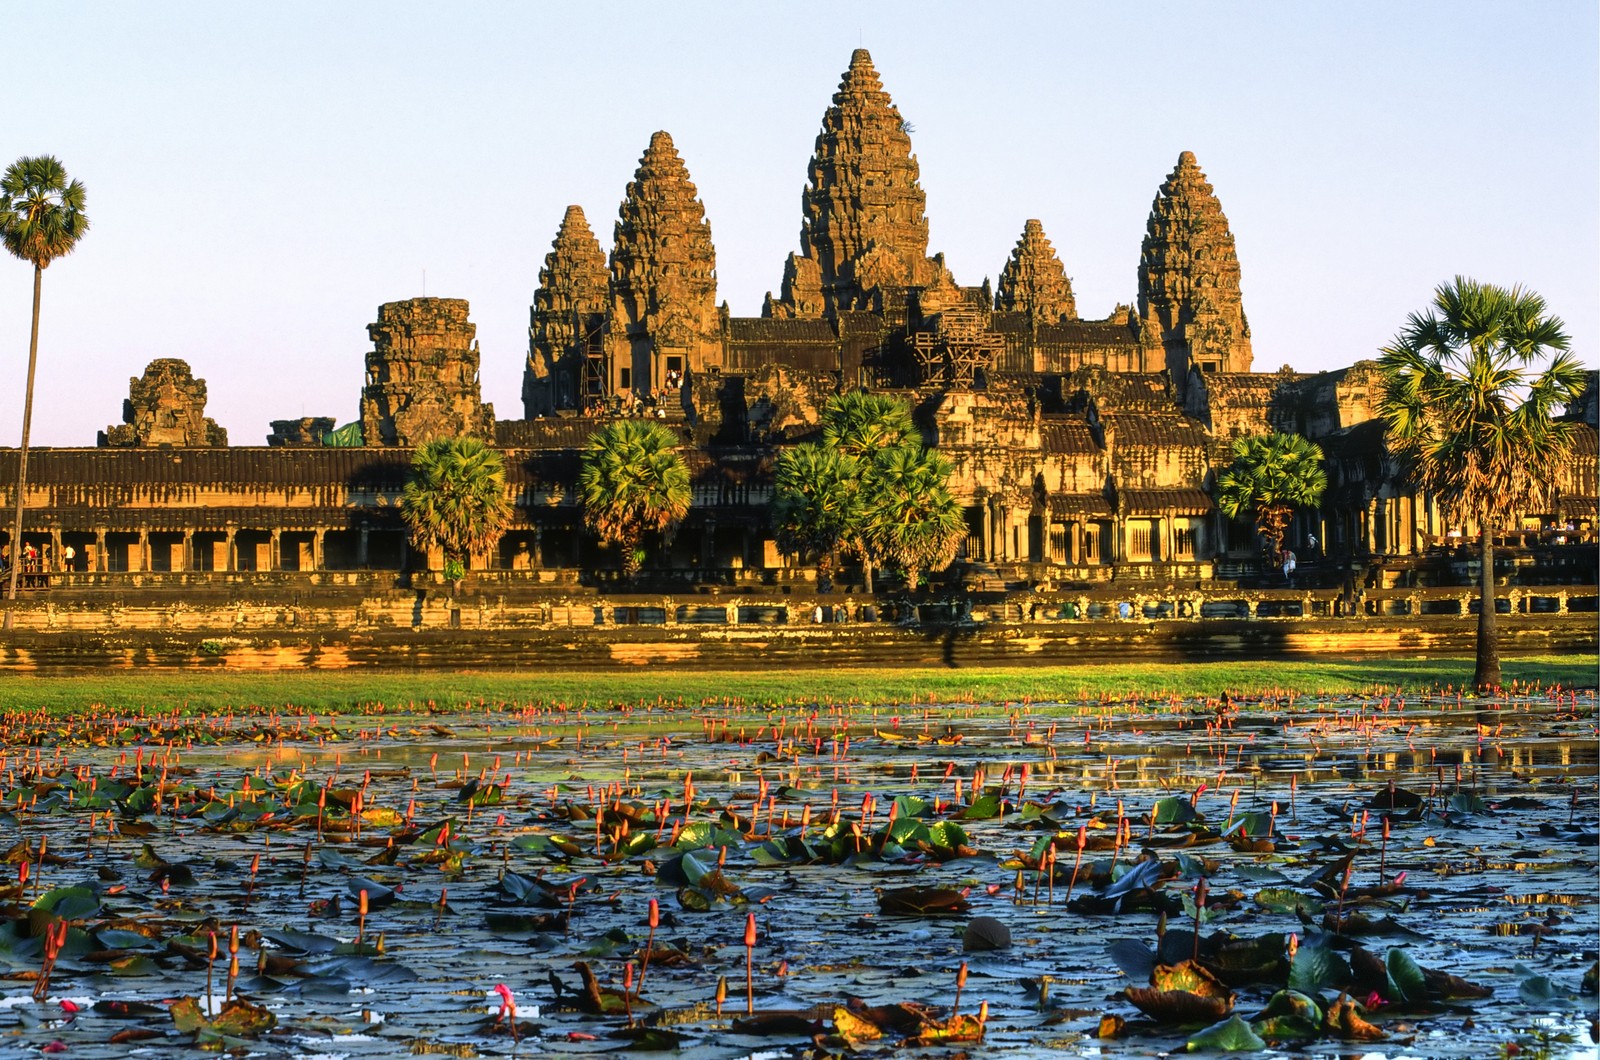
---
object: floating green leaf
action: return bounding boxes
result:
[1185,1013,1265,1051]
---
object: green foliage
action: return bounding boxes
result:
[1378,277,1584,530]
[775,391,964,587]
[1,155,90,269]
[578,419,690,575]
[1213,432,1327,554]
[862,444,966,584]
[772,443,862,573]
[821,391,916,457]
[400,437,511,570]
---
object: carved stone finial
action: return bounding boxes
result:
[101,358,228,448]
[777,49,933,316]
[524,205,609,415]
[997,219,1078,323]
[361,298,494,447]
[1137,151,1252,376]
[609,130,720,395]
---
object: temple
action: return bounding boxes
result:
[2,50,1594,618]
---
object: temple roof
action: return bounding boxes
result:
[1117,487,1213,516]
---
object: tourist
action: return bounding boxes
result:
[1282,548,1297,587]
[1117,601,1133,620]
[63,544,76,570]
[1306,532,1318,557]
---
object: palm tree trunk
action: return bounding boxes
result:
[1473,509,1500,690]
[4,266,43,630]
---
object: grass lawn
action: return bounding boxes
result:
[0,654,1592,714]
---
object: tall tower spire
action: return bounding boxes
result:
[996,219,1077,323]
[1137,151,1252,379]
[523,205,608,416]
[609,131,720,398]
[775,49,934,316]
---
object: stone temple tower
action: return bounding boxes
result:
[523,205,609,416]
[361,298,494,447]
[996,219,1077,324]
[1137,151,1253,384]
[607,131,720,400]
[769,49,936,317]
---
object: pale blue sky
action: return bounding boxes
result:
[3,1,1596,446]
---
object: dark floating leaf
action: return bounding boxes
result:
[962,915,1011,951]
[1125,985,1231,1025]
[876,886,970,917]
[1107,938,1157,982]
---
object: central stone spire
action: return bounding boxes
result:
[771,49,934,317]
[1137,151,1252,379]
[609,131,720,398]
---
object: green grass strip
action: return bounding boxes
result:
[0,654,1591,714]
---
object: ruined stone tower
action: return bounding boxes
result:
[996,219,1077,323]
[1137,151,1252,384]
[772,48,935,317]
[608,131,720,399]
[523,205,609,416]
[361,298,494,447]
[100,358,228,447]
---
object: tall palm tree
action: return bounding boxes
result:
[772,442,863,578]
[1214,432,1327,558]
[863,445,966,588]
[1,156,89,626]
[579,420,690,576]
[819,391,922,592]
[1378,276,1584,689]
[401,437,512,583]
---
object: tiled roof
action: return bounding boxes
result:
[1046,492,1113,518]
[1039,419,1101,455]
[1102,414,1209,449]
[495,419,609,449]
[1116,488,1213,515]
[729,318,837,343]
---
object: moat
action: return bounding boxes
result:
[0,687,1594,1056]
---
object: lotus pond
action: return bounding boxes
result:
[0,683,1595,1058]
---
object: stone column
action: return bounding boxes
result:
[980,502,993,562]
[357,526,370,569]
[181,531,194,573]
[50,530,62,572]
[225,529,238,572]
[269,529,282,572]
[313,529,326,571]
[135,530,150,573]
[94,530,107,573]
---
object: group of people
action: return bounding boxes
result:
[0,541,75,577]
